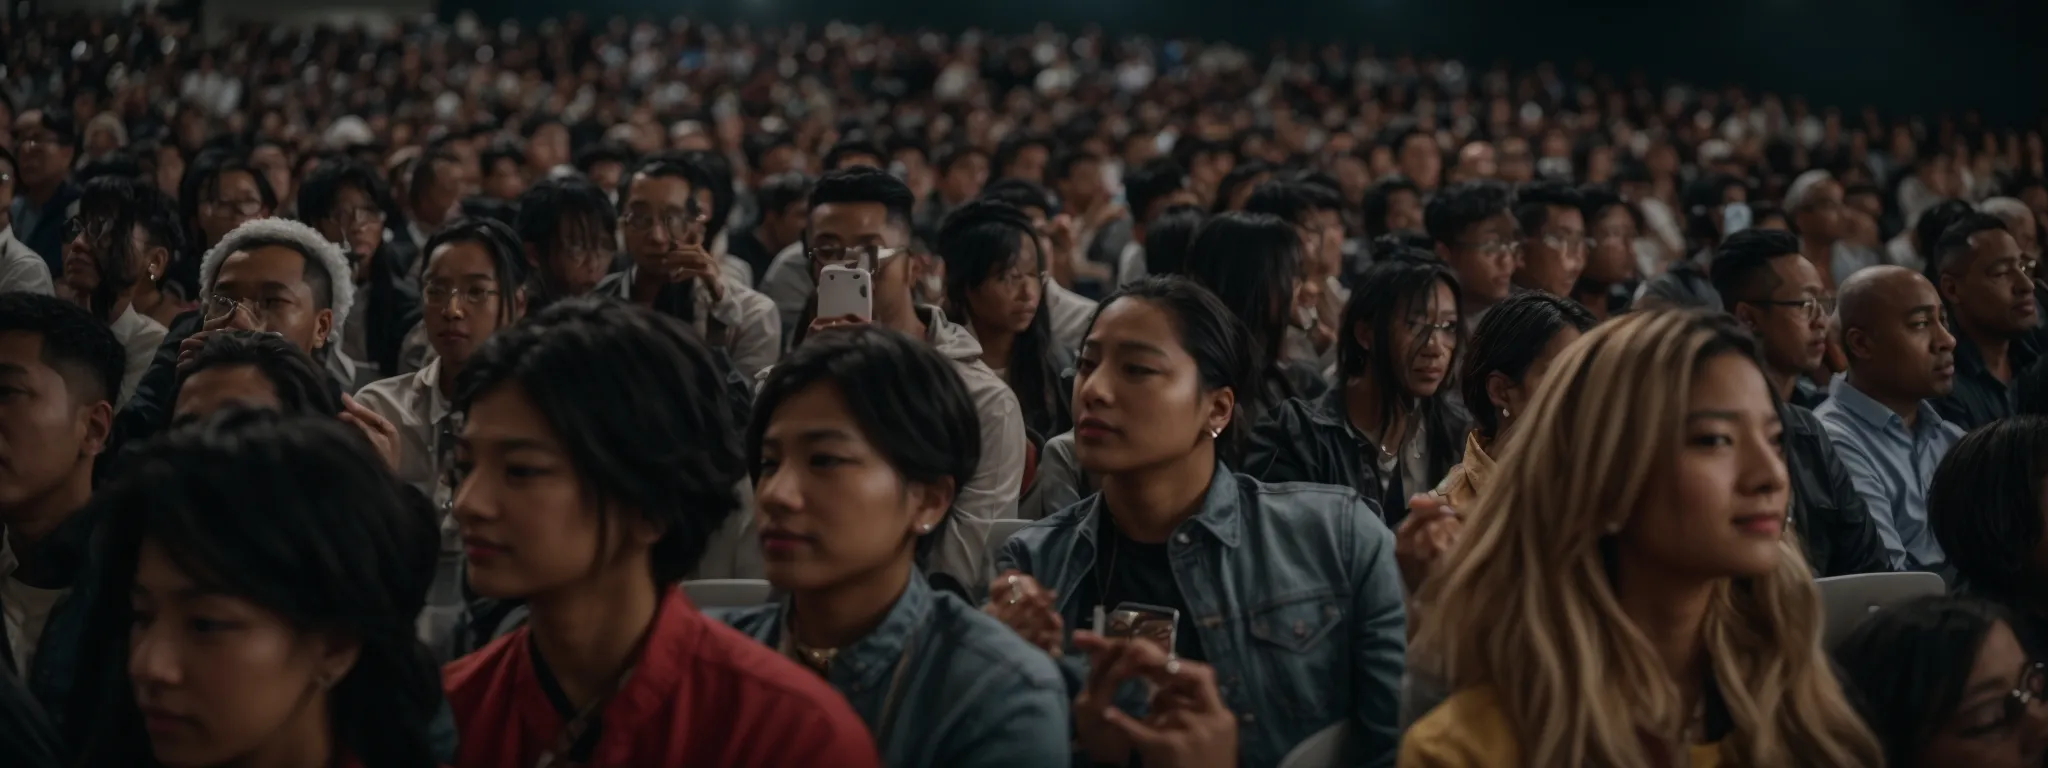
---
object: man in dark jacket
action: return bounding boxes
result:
[296,158,422,381]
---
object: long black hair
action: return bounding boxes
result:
[421,217,528,329]
[1178,211,1303,405]
[749,325,982,585]
[1459,292,1596,439]
[1141,204,1207,278]
[1084,276,1258,466]
[454,298,747,584]
[937,200,1070,440]
[1930,415,2048,602]
[1832,595,2016,768]
[73,409,441,768]
[1339,253,1466,483]
[73,175,184,323]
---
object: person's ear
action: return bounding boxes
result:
[521,243,541,272]
[1350,318,1372,356]
[1484,371,1515,413]
[1938,271,1962,306]
[1844,325,1872,361]
[1434,241,1453,262]
[311,631,362,694]
[79,399,113,458]
[312,308,334,351]
[1204,385,1236,439]
[510,286,528,321]
[907,478,956,539]
[144,245,170,283]
[1732,301,1762,331]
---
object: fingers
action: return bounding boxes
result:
[1100,707,1168,749]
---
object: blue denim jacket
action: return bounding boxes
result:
[714,573,1070,767]
[998,467,1406,768]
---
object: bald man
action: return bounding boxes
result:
[1930,213,2039,430]
[1813,265,1963,573]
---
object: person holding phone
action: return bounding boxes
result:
[989,277,1406,768]
[715,325,1068,767]
[598,158,782,381]
[796,167,1027,599]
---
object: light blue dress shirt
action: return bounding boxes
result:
[1813,375,1964,571]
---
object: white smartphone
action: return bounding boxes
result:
[816,265,873,322]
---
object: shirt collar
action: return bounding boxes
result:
[791,574,934,693]
[418,359,449,426]
[1073,462,1245,549]
[1827,374,1943,434]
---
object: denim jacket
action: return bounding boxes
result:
[998,467,1406,768]
[714,573,1070,768]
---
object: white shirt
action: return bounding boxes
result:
[0,227,54,296]
[109,306,168,407]
[354,363,462,656]
[1117,241,1148,287]
[0,533,69,676]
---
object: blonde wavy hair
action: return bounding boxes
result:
[1412,310,1882,766]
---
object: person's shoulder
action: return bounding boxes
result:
[353,369,419,411]
[1401,686,1521,766]
[1243,474,1384,531]
[702,603,778,640]
[442,626,524,694]
[1780,402,1827,435]
[669,614,876,750]
[926,591,1066,692]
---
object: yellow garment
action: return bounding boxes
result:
[1400,687,1727,768]
[1431,431,1496,510]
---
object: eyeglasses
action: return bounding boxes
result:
[201,199,266,218]
[63,217,116,245]
[1532,233,1594,253]
[331,205,386,225]
[200,295,289,327]
[1407,319,1459,341]
[620,209,703,234]
[808,243,906,272]
[992,266,1045,289]
[1962,661,2045,739]
[423,284,502,308]
[1459,239,1522,260]
[1747,296,1836,321]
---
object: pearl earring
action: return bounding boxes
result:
[1209,427,1222,439]
[1501,407,1510,418]
[917,523,934,534]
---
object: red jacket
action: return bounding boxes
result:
[444,588,880,768]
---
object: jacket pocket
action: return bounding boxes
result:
[1243,590,1347,721]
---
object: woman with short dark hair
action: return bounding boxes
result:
[440,298,878,767]
[1931,415,2048,659]
[72,410,441,768]
[1834,595,2048,768]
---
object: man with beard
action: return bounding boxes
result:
[55,177,180,405]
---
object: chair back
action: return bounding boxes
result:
[1277,721,1361,768]
[1816,571,1947,647]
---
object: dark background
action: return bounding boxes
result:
[440,0,2047,126]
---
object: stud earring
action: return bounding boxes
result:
[1501,407,1510,418]
[1604,519,1624,535]
[1209,427,1222,439]
[917,523,934,534]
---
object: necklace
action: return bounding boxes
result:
[788,635,840,672]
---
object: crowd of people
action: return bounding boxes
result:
[1,7,2047,768]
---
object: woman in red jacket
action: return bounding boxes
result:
[441,298,878,767]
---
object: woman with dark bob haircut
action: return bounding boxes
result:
[715,325,1068,766]
[1930,415,2048,659]
[439,298,878,767]
[1833,595,2048,768]
[70,409,441,768]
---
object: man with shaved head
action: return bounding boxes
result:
[1930,213,2039,429]
[1814,265,1963,574]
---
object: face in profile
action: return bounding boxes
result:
[1915,620,2048,768]
[452,384,657,599]
[128,540,355,768]
[1072,297,1232,475]
[1620,352,1789,579]
[0,330,107,510]
[753,381,947,591]
[174,364,282,424]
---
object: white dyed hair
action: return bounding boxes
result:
[199,218,354,348]
[1783,169,1836,213]
[1983,197,2032,224]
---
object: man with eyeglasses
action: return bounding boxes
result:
[797,166,1026,598]
[1510,181,1588,298]
[7,110,82,274]
[514,178,619,313]
[297,158,421,382]
[1786,169,1876,290]
[598,159,781,380]
[1425,180,1520,334]
[110,218,362,459]
[1930,214,2040,431]
[1710,229,1892,578]
[0,147,55,296]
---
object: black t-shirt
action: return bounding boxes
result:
[1070,513,1206,662]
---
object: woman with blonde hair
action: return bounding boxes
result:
[1401,309,1883,767]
